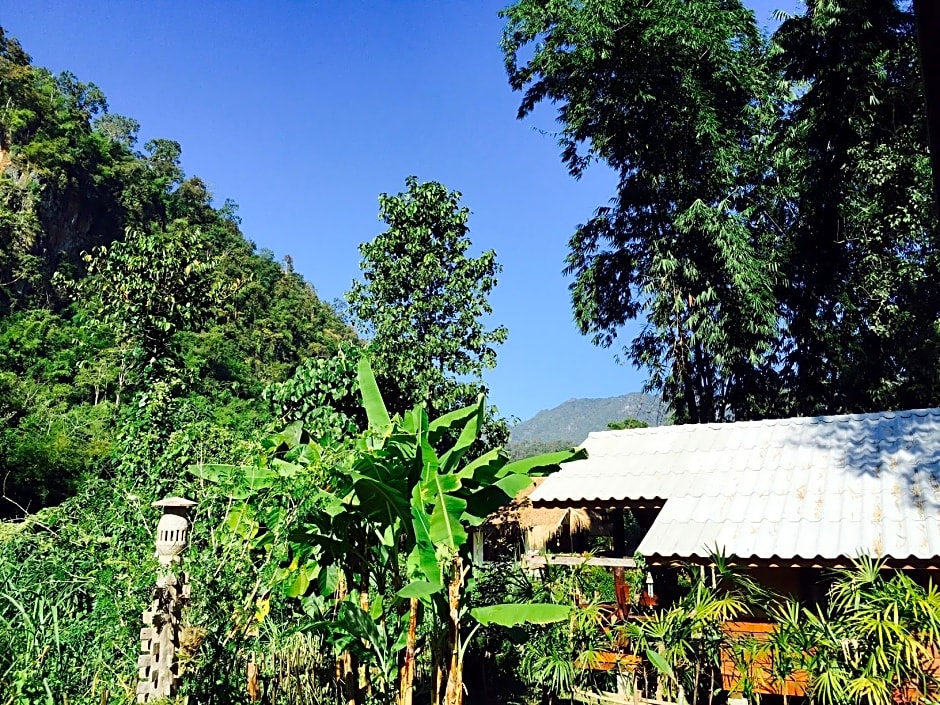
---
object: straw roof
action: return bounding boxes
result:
[487,478,594,550]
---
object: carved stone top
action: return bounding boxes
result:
[151,497,197,509]
[153,497,196,565]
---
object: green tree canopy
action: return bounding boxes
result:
[501,0,940,422]
[346,176,508,417]
[607,417,649,430]
[0,26,355,513]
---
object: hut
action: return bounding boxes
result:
[473,478,600,564]
[527,407,940,697]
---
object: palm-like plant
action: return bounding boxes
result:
[766,597,809,705]
[802,557,940,705]
[615,552,765,705]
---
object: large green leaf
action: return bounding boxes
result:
[471,603,569,627]
[188,462,233,483]
[285,564,312,598]
[645,649,674,680]
[410,486,440,584]
[357,356,390,430]
[418,432,441,485]
[397,580,442,600]
[428,403,479,446]
[456,447,507,484]
[438,396,485,474]
[463,484,527,527]
[429,492,467,549]
[401,405,428,435]
[351,472,408,525]
[494,473,534,498]
[500,447,587,477]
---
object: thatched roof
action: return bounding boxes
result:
[487,478,595,550]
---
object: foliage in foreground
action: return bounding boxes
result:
[486,554,940,705]
[0,359,579,705]
[191,358,580,705]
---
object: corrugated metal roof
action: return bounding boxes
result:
[528,408,940,561]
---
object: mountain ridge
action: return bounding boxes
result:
[509,392,667,452]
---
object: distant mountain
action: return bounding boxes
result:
[508,393,667,456]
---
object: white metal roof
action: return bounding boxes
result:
[529,408,940,561]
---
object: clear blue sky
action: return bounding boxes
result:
[3,1,796,421]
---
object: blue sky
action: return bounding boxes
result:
[4,1,797,421]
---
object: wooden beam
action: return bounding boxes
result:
[525,554,637,569]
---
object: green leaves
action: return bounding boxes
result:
[357,356,390,430]
[502,447,587,477]
[183,357,589,705]
[471,603,570,627]
[344,177,508,420]
[645,648,675,681]
[428,490,467,549]
[501,0,940,422]
[397,580,442,600]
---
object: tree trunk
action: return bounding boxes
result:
[360,557,372,698]
[914,0,940,216]
[336,573,360,705]
[399,597,419,705]
[443,556,466,705]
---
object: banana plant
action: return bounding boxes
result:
[356,357,578,705]
[190,356,581,705]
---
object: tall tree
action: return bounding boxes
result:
[501,0,779,423]
[771,0,940,415]
[501,0,940,422]
[345,176,507,417]
[913,0,940,209]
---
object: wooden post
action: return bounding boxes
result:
[612,508,626,556]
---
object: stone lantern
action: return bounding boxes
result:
[152,496,196,565]
[137,496,196,702]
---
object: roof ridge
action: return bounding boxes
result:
[586,406,940,440]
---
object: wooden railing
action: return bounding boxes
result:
[719,621,808,697]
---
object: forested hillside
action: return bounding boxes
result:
[0,26,518,703]
[0,27,354,516]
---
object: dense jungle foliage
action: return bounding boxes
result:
[0,24,521,704]
[0,26,357,517]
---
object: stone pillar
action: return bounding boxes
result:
[136,497,195,703]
